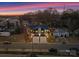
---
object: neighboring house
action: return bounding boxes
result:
[53,28,69,37]
[0,18,20,35]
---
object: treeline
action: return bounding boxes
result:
[20,8,79,32]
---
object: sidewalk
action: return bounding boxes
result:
[0,48,48,52]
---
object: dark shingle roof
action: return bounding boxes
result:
[30,25,48,30]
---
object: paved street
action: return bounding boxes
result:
[0,54,27,57]
[0,43,79,50]
[0,32,79,52]
[0,54,56,57]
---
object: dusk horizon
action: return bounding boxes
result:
[0,2,79,16]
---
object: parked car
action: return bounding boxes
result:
[69,48,79,56]
[29,53,37,57]
[57,49,70,56]
[49,48,57,55]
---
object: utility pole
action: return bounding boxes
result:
[64,3,66,11]
[38,27,41,52]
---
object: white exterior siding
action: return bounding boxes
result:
[0,32,10,36]
[53,29,69,37]
[53,32,61,37]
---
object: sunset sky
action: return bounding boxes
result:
[0,2,79,16]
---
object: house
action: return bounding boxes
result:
[53,28,69,37]
[0,17,21,35]
[30,25,49,33]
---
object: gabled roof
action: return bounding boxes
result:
[30,25,48,30]
[53,28,69,33]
